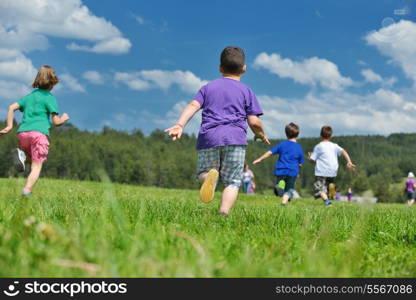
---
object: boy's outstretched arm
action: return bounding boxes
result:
[253,151,272,165]
[52,113,70,126]
[165,100,201,141]
[247,115,270,145]
[341,149,356,170]
[307,152,315,163]
[0,103,20,135]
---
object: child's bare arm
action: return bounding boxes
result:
[253,151,272,165]
[341,149,356,170]
[247,115,270,145]
[0,103,20,135]
[52,113,70,126]
[307,152,315,163]
[165,100,201,141]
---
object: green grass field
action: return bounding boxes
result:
[0,177,415,277]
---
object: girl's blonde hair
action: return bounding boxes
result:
[32,65,59,90]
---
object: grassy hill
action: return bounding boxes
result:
[0,178,415,277]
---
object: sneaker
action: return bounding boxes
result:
[325,199,332,206]
[12,148,26,172]
[22,188,32,197]
[200,169,219,203]
[328,183,336,200]
[218,211,228,217]
[274,180,286,197]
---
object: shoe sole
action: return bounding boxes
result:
[200,169,219,203]
[11,148,25,172]
[328,183,336,199]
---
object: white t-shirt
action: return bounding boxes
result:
[310,141,343,177]
[242,170,254,183]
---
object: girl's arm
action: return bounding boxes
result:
[253,151,273,165]
[52,113,70,126]
[0,103,20,135]
[165,100,201,141]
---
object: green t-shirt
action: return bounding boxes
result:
[17,89,59,136]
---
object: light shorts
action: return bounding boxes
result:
[197,145,246,188]
[313,176,335,199]
[18,131,49,163]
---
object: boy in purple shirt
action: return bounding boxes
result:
[165,46,269,216]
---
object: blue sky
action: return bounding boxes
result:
[1,0,416,137]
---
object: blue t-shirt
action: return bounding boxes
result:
[270,140,305,177]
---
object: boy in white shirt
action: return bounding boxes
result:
[308,126,356,206]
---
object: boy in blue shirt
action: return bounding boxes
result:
[253,123,304,206]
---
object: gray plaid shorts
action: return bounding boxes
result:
[313,176,335,198]
[197,145,246,188]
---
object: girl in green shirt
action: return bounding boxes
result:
[0,65,69,196]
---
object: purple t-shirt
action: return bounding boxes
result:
[406,179,415,192]
[194,77,263,150]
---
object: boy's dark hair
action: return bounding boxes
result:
[220,46,245,75]
[320,126,333,139]
[285,122,300,139]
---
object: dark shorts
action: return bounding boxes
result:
[313,176,335,198]
[406,191,415,200]
[275,175,297,197]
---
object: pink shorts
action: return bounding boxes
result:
[18,131,49,163]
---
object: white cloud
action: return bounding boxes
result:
[253,52,353,91]
[0,0,131,55]
[0,51,37,83]
[361,68,396,87]
[366,20,416,83]
[60,73,86,93]
[83,70,104,85]
[114,70,208,94]
[132,14,145,25]
[258,88,416,138]
[154,101,202,134]
[361,69,383,83]
[0,80,31,101]
[67,37,131,55]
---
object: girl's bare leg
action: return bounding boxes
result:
[24,161,43,190]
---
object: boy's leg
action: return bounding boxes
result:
[328,183,336,200]
[219,186,239,214]
[282,176,296,205]
[218,146,246,215]
[274,176,285,197]
[197,148,220,203]
[314,177,330,204]
[199,169,219,203]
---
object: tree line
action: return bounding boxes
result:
[0,121,414,203]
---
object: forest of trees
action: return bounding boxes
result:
[1,121,415,203]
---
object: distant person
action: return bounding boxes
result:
[253,123,304,206]
[242,164,254,194]
[335,190,341,201]
[347,187,353,202]
[404,172,416,206]
[0,65,69,196]
[165,46,269,216]
[308,126,356,206]
[249,180,256,194]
